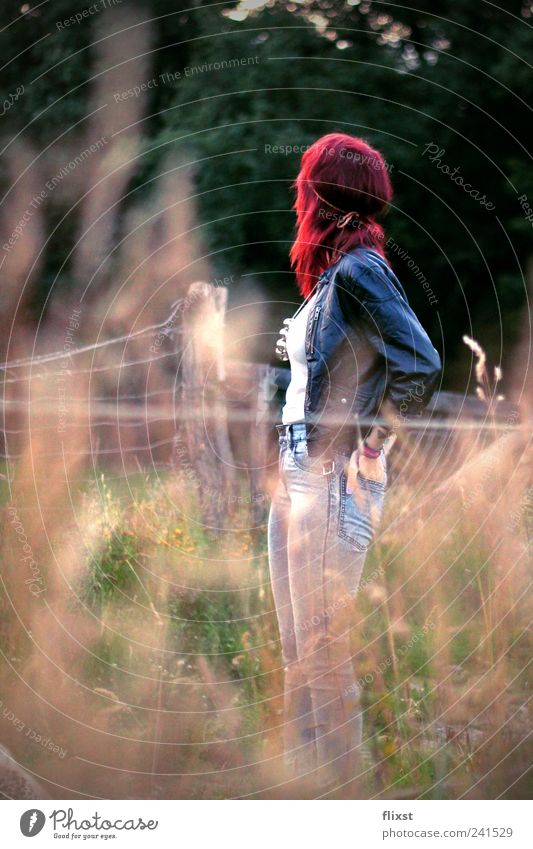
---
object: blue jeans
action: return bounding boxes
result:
[267,422,387,786]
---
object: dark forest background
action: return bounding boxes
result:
[1,0,532,393]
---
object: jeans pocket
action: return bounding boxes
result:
[338,468,386,550]
[289,440,323,476]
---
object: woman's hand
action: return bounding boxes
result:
[345,447,385,495]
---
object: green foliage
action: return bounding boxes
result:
[81,632,130,689]
[82,530,145,607]
[168,590,245,660]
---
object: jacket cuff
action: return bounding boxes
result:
[376,392,429,436]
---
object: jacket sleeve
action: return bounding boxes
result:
[337,255,442,434]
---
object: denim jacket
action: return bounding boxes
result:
[275,247,442,458]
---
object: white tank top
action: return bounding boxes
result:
[281,292,318,425]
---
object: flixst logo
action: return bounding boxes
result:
[20,809,46,836]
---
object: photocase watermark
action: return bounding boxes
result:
[517,193,533,229]
[2,137,108,254]
[20,809,46,837]
[507,484,533,533]
[173,436,200,488]
[50,808,158,834]
[150,275,234,354]
[317,205,366,229]
[173,435,266,507]
[287,564,385,639]
[385,235,438,305]
[0,698,67,759]
[56,0,123,30]
[7,505,46,597]
[206,487,266,507]
[20,807,159,838]
[0,84,24,117]
[210,273,235,288]
[264,143,309,157]
[264,142,394,172]
[381,381,432,444]
[114,57,260,101]
[421,143,495,211]
[57,308,82,434]
[460,406,519,512]
[344,618,436,696]
[150,313,178,356]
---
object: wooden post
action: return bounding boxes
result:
[249,364,277,526]
[174,282,236,530]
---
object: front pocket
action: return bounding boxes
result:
[337,469,386,550]
[289,440,324,476]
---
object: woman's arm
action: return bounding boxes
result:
[337,254,442,444]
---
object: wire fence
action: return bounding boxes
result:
[0,295,526,489]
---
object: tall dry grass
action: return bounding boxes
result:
[0,347,530,799]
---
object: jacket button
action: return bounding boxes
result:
[341,397,347,404]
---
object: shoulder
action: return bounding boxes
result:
[336,248,408,304]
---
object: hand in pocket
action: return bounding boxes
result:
[342,449,387,547]
[345,448,386,496]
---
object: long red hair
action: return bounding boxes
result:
[289,132,393,297]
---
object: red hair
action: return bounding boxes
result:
[289,132,393,297]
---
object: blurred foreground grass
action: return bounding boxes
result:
[2,453,528,799]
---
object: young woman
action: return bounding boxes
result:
[267,132,441,794]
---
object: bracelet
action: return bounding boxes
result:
[360,440,382,459]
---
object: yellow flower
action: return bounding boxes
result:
[383,738,397,757]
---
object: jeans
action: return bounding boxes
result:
[267,422,387,786]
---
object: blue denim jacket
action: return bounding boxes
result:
[276,247,442,457]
